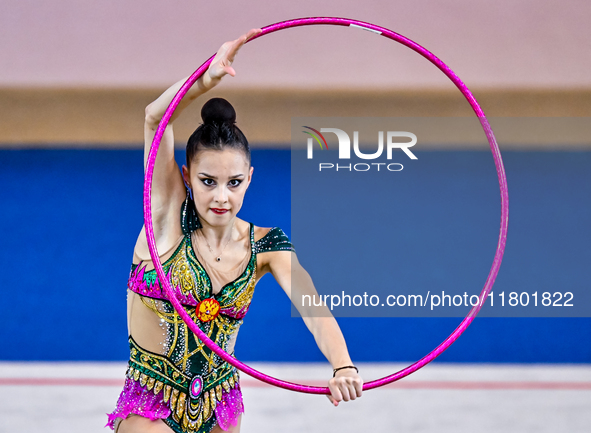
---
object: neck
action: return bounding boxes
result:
[198,219,236,247]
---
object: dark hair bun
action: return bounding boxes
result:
[201,98,236,125]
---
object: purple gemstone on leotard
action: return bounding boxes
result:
[190,375,203,399]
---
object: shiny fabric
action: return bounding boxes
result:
[107,223,294,432]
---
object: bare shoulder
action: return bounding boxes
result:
[253,224,273,243]
[225,218,253,252]
[252,225,278,277]
[132,225,184,265]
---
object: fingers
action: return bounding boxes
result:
[244,27,262,42]
[206,28,262,85]
[328,379,343,405]
[326,394,339,407]
[225,28,262,63]
[328,373,363,406]
[353,376,363,398]
[340,384,352,401]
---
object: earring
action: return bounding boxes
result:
[181,187,201,235]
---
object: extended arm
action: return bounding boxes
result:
[264,250,364,405]
[134,29,261,261]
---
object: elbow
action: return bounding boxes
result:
[144,103,161,128]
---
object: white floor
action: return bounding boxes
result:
[1,362,590,433]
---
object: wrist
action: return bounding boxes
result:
[332,365,358,377]
[198,73,220,92]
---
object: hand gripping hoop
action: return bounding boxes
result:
[143,17,509,394]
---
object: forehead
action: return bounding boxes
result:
[191,149,249,174]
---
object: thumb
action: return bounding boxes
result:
[224,66,236,77]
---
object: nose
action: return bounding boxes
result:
[215,185,228,204]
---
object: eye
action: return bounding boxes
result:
[201,178,215,186]
[228,179,242,187]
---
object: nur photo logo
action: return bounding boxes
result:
[301,126,417,172]
[302,126,417,159]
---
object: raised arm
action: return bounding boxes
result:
[134,28,261,261]
[261,250,364,406]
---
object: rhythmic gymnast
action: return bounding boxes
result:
[107,28,363,433]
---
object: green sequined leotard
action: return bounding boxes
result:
[107,224,294,432]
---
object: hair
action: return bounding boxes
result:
[186,98,250,167]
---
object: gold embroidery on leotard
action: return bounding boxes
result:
[122,224,294,432]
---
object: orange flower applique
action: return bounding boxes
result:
[196,298,220,322]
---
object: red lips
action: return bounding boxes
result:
[211,208,229,215]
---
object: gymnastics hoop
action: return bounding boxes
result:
[144,17,509,394]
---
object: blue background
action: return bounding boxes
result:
[1,149,589,362]
[291,149,591,318]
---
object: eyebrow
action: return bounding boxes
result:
[198,172,245,179]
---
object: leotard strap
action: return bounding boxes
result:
[253,227,295,254]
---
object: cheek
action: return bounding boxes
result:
[230,189,247,207]
[192,187,212,206]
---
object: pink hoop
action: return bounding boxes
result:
[143,17,509,394]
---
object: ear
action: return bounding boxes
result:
[181,165,190,188]
[246,166,254,188]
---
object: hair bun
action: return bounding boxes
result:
[201,98,236,125]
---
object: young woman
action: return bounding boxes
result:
[107,28,363,433]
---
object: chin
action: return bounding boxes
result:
[205,213,234,226]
